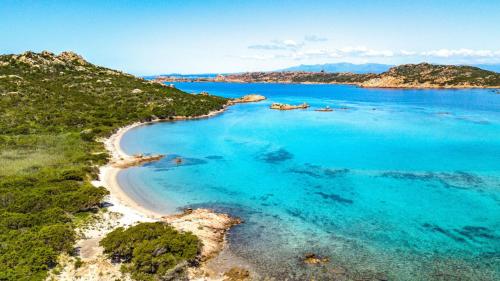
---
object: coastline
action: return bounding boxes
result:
[96,104,233,218]
[52,104,254,280]
[154,79,500,89]
[99,122,164,219]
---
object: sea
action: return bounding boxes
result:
[119,82,500,280]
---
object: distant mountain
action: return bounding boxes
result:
[279,63,394,74]
[279,62,500,74]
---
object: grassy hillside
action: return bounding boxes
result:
[0,51,227,281]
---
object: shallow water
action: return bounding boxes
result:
[120,83,500,280]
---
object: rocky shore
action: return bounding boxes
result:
[164,208,241,261]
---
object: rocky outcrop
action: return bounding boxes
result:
[214,74,226,82]
[57,51,88,65]
[112,154,164,168]
[230,94,266,104]
[270,102,309,110]
[10,51,89,67]
[163,208,241,261]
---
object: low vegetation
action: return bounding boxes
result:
[100,222,199,281]
[0,51,227,281]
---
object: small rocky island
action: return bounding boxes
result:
[230,94,266,104]
[315,106,333,112]
[270,102,309,110]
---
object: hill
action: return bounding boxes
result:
[0,51,227,280]
[360,63,500,88]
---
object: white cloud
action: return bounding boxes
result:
[239,54,278,60]
[245,39,500,63]
[248,44,287,50]
[400,50,417,56]
[282,39,299,47]
[421,48,500,58]
[292,46,395,58]
[304,35,328,42]
[248,39,303,50]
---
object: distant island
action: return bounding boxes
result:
[155,63,500,89]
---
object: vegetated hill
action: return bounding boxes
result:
[220,63,500,88]
[222,71,377,84]
[0,51,227,281]
[279,62,393,74]
[360,63,500,88]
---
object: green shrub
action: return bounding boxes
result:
[100,222,200,281]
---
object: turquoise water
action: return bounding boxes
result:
[120,83,500,280]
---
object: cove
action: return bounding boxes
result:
[119,82,500,280]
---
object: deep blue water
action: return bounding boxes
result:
[120,83,500,280]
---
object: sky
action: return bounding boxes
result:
[1,0,499,75]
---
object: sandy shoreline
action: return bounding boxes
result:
[98,104,232,219]
[100,122,164,219]
[50,104,255,281]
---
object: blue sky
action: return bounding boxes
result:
[1,0,499,74]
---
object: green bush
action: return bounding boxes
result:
[100,222,200,281]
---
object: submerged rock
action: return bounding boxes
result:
[314,106,333,112]
[302,253,330,265]
[223,267,251,281]
[175,157,183,164]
